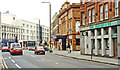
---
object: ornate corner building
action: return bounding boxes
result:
[58,1,81,51]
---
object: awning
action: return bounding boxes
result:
[56,36,67,39]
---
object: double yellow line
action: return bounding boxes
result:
[1,56,8,70]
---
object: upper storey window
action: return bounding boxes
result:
[115,0,119,17]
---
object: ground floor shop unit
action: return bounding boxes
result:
[56,35,80,51]
[80,20,120,58]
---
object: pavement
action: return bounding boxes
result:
[52,50,119,66]
[0,50,118,69]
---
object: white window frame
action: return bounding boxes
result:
[100,5,103,21]
[76,20,80,32]
[115,0,119,17]
[82,12,85,25]
[92,8,95,22]
[105,3,108,19]
[88,9,91,23]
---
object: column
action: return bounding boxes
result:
[88,31,92,54]
[101,28,105,56]
[80,32,85,54]
[95,29,98,55]
[117,26,120,59]
[85,36,87,54]
[109,27,113,57]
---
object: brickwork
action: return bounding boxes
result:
[58,2,80,51]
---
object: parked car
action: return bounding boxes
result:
[2,46,10,52]
[10,43,23,55]
[34,45,45,55]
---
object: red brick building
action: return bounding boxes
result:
[79,0,120,58]
[58,1,81,51]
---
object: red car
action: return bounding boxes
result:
[34,46,45,55]
[2,46,10,52]
[10,43,23,55]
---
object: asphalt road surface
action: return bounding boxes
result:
[1,50,119,69]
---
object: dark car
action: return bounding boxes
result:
[34,46,45,55]
[2,46,10,52]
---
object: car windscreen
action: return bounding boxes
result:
[14,48,22,50]
[37,47,44,49]
[35,43,39,46]
[12,44,21,48]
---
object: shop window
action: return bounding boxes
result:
[97,29,101,36]
[92,39,95,49]
[105,39,109,50]
[98,39,101,50]
[104,28,108,35]
[91,30,95,36]
[76,39,80,45]
[112,27,117,34]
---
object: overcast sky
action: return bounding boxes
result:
[0,0,80,27]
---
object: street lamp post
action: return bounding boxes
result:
[38,19,41,42]
[42,2,52,51]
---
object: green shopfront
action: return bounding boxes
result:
[80,20,120,58]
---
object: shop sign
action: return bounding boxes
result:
[82,31,88,36]
[112,34,117,38]
[90,20,120,29]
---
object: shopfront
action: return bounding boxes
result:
[56,36,67,50]
[80,20,120,58]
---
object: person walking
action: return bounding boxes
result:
[67,43,71,53]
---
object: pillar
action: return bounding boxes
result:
[85,36,87,54]
[101,28,105,56]
[80,32,85,54]
[95,29,98,55]
[88,31,92,54]
[109,27,113,57]
[117,26,120,59]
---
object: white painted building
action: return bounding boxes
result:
[1,13,37,43]
[41,25,50,43]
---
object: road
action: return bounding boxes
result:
[1,50,119,70]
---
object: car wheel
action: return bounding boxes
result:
[11,52,13,55]
[21,53,23,55]
[43,52,45,55]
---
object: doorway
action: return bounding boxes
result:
[62,39,66,50]
[113,38,118,57]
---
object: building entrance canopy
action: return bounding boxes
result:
[56,36,67,39]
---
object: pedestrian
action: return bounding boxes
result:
[67,43,71,53]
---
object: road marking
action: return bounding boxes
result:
[55,62,58,64]
[9,56,11,59]
[11,59,15,63]
[2,56,8,69]
[30,55,35,57]
[2,63,4,69]
[4,58,7,60]
[15,64,21,69]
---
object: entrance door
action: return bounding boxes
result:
[62,39,66,50]
[113,38,118,57]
